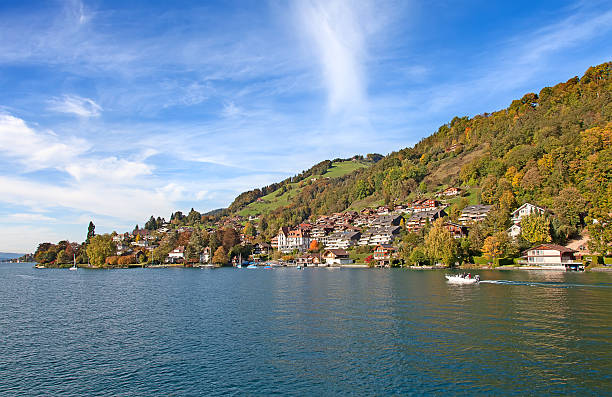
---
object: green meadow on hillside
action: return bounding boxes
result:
[238,160,369,217]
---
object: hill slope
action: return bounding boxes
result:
[229,62,611,240]
[237,160,371,217]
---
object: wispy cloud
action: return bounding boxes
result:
[9,213,56,222]
[221,101,242,118]
[294,0,369,113]
[47,95,102,117]
[0,113,89,170]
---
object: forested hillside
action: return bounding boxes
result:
[239,63,611,242]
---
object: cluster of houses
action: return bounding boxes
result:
[107,185,594,270]
[268,191,590,269]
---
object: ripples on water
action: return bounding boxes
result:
[1,264,611,395]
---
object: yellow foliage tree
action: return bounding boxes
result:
[481,232,509,263]
[212,246,228,267]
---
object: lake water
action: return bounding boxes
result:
[1,263,612,395]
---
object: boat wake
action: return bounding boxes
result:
[479,280,612,289]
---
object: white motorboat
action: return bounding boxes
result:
[445,274,479,284]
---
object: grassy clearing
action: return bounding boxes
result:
[238,160,370,217]
[320,160,368,178]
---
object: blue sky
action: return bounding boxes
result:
[1,0,611,252]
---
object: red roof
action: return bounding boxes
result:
[528,244,576,254]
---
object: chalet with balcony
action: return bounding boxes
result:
[458,205,492,225]
[326,231,361,249]
[444,222,468,239]
[322,249,353,266]
[511,203,546,224]
[168,246,185,263]
[373,244,396,266]
[406,208,447,232]
[522,244,579,270]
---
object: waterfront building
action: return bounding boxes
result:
[522,244,580,269]
[322,249,353,265]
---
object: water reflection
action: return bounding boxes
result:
[1,264,611,395]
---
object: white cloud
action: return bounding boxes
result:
[0,113,89,170]
[0,175,175,223]
[65,157,153,183]
[9,213,56,222]
[48,95,102,117]
[0,225,68,252]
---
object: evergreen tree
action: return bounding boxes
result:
[86,221,95,244]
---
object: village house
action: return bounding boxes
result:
[458,205,492,225]
[322,249,353,266]
[296,254,320,266]
[310,225,334,246]
[406,208,447,232]
[522,244,579,270]
[411,199,441,213]
[507,224,522,239]
[253,242,271,256]
[370,214,403,227]
[373,244,396,266]
[199,247,211,263]
[376,206,392,215]
[275,227,311,253]
[167,246,185,263]
[507,203,547,239]
[131,239,148,248]
[438,187,462,197]
[444,222,468,239]
[326,231,361,249]
[368,226,401,245]
[511,203,546,224]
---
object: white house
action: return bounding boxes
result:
[199,247,211,263]
[276,227,311,253]
[512,203,545,224]
[458,205,492,225]
[369,226,401,245]
[168,246,185,262]
[507,224,522,239]
[523,244,578,269]
[326,231,361,249]
[322,249,353,266]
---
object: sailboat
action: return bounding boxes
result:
[69,254,78,271]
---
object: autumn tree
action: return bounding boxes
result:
[520,213,552,244]
[86,234,116,267]
[424,218,457,265]
[212,246,228,267]
[185,229,208,261]
[587,215,612,255]
[56,250,71,264]
[222,228,240,251]
[353,179,373,200]
[309,240,320,252]
[552,187,586,239]
[243,222,256,237]
[481,232,507,262]
[145,216,158,230]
